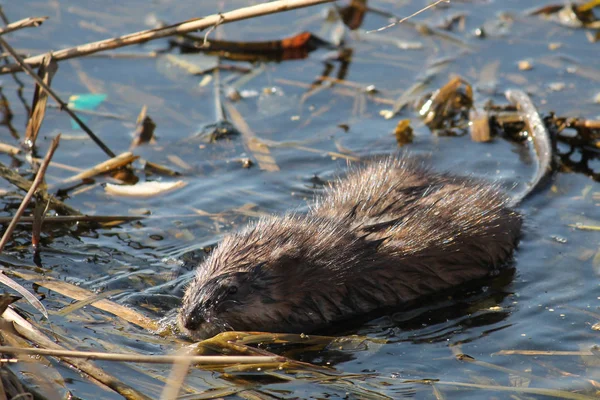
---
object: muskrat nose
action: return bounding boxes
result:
[183,311,205,331]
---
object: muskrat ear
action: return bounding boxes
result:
[250,262,267,276]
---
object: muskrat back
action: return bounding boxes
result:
[179,157,522,340]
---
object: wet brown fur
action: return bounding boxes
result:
[179,157,522,339]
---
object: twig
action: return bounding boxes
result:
[0,17,47,36]
[0,134,60,252]
[0,0,334,74]
[366,0,450,33]
[0,215,144,224]
[0,346,283,365]
[62,152,139,183]
[0,37,116,158]
[202,14,224,48]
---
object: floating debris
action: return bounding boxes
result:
[105,180,187,197]
[530,1,600,28]
[393,119,413,146]
[197,120,240,142]
[469,108,491,142]
[130,105,156,148]
[518,60,533,71]
[172,31,334,62]
[418,77,473,131]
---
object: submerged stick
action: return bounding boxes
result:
[0,162,79,215]
[0,134,60,252]
[427,380,597,400]
[0,37,115,158]
[224,101,280,172]
[0,0,335,74]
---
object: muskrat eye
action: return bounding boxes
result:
[228,286,238,295]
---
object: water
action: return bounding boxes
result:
[2,0,600,398]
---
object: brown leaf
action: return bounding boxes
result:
[24,53,57,149]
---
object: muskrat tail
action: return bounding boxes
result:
[505,89,555,207]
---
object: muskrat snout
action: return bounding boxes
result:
[181,306,205,331]
[179,266,269,339]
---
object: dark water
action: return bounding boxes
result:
[2,0,600,398]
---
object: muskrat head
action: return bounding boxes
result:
[178,264,270,340]
[178,215,361,340]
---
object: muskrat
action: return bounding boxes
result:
[179,89,552,340]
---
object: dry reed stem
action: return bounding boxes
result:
[0,272,47,318]
[0,0,334,74]
[54,289,124,317]
[1,308,153,400]
[0,143,19,156]
[8,270,158,331]
[0,134,60,252]
[24,54,57,148]
[0,37,115,157]
[0,346,283,365]
[0,17,47,36]
[62,152,139,183]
